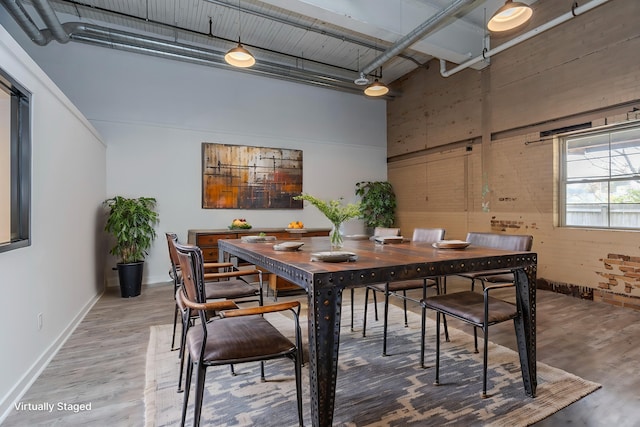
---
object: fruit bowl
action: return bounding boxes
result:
[229,218,252,229]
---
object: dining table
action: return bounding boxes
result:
[218,236,538,427]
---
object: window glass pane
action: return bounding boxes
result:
[610,179,640,228]
[566,133,611,179]
[0,88,9,244]
[610,128,640,179]
[565,182,609,227]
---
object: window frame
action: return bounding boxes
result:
[558,120,640,230]
[0,67,31,253]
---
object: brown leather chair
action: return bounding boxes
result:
[166,232,235,351]
[420,283,519,398]
[362,228,449,356]
[166,233,264,392]
[458,232,533,291]
[175,242,303,427]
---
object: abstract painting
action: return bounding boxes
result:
[202,143,303,209]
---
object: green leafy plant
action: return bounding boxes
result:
[294,193,361,248]
[293,194,362,225]
[355,181,396,228]
[103,196,160,264]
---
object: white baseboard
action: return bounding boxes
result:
[0,291,103,424]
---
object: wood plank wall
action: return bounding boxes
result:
[387,0,640,299]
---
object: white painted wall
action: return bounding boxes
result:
[0,26,106,421]
[1,19,387,286]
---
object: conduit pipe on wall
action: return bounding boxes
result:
[439,0,612,77]
[361,0,475,77]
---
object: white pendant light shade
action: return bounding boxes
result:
[364,79,389,97]
[487,0,533,32]
[224,43,255,68]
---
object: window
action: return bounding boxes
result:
[0,67,31,252]
[559,122,640,229]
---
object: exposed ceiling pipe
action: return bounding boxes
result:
[62,22,372,96]
[30,0,70,43]
[360,0,475,77]
[440,0,612,77]
[2,0,392,97]
[0,0,51,45]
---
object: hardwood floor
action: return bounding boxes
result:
[3,278,640,426]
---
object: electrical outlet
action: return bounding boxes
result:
[37,313,43,330]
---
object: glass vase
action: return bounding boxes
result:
[330,223,344,250]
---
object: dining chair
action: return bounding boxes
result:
[166,232,236,351]
[175,242,303,427]
[361,228,449,356]
[166,233,264,392]
[458,232,533,291]
[420,282,520,398]
[350,227,401,331]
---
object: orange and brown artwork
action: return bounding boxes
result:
[202,143,303,209]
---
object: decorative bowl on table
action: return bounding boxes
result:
[310,251,358,263]
[273,241,305,251]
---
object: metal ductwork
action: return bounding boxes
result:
[360,0,475,77]
[30,0,69,43]
[63,22,366,95]
[1,0,51,45]
[439,0,612,77]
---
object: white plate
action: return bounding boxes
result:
[310,251,358,263]
[241,235,277,243]
[432,240,470,249]
[273,241,305,251]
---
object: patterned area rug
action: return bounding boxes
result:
[144,298,600,426]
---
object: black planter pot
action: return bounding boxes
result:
[117,261,144,298]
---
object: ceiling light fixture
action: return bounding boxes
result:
[487,0,533,32]
[364,79,389,97]
[225,1,255,68]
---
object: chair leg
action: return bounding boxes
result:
[350,288,354,331]
[382,287,390,356]
[402,290,409,327]
[177,313,190,392]
[482,325,489,398]
[193,363,207,427]
[260,361,266,382]
[293,355,303,426]
[473,327,479,353]
[180,354,193,427]
[420,306,426,368]
[362,287,369,337]
[373,290,379,320]
[442,314,450,342]
[171,303,180,351]
[434,312,441,386]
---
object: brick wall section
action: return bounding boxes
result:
[593,290,640,311]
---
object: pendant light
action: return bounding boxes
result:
[225,1,255,68]
[364,67,389,97]
[487,0,533,32]
[364,79,389,97]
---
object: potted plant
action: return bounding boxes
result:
[355,181,397,231]
[103,196,159,297]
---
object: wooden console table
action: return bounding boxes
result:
[187,228,330,298]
